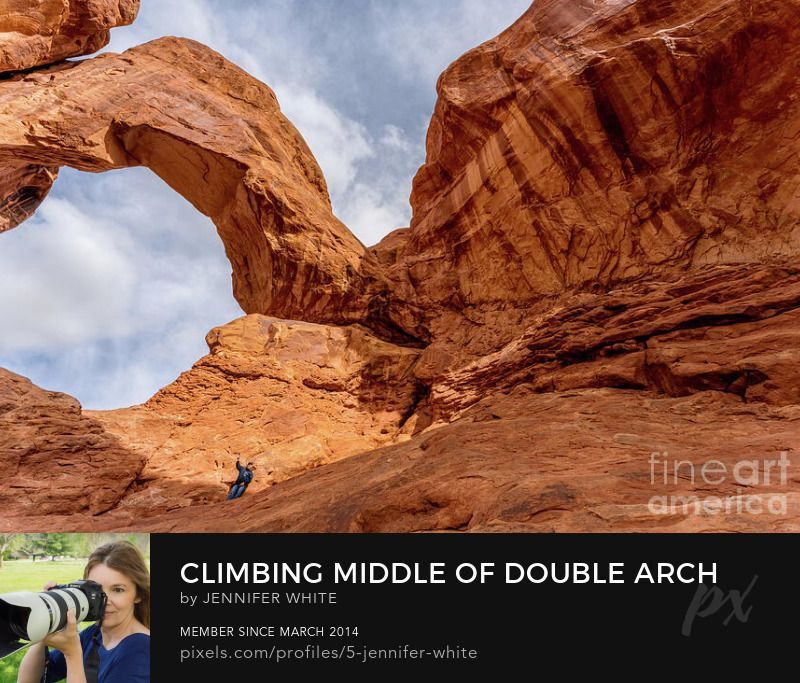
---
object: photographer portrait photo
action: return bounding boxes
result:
[0,0,799,675]
[0,534,150,683]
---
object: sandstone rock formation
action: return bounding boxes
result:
[0,35,392,330]
[8,383,799,533]
[186,383,799,533]
[427,262,800,420]
[0,0,140,74]
[1,0,799,532]
[0,0,139,238]
[91,314,422,514]
[0,368,144,517]
[385,0,800,373]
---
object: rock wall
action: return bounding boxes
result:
[385,0,800,368]
[0,368,144,517]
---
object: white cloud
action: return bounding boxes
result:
[103,0,326,87]
[338,182,410,245]
[0,168,243,407]
[103,0,218,53]
[373,0,530,88]
[380,124,413,153]
[334,123,424,243]
[0,198,136,351]
[275,83,375,202]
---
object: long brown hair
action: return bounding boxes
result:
[84,541,151,629]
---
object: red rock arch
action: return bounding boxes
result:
[0,37,384,327]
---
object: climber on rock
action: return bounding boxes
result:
[227,459,256,500]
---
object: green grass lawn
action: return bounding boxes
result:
[0,559,87,592]
[0,559,91,683]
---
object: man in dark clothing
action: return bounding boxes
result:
[227,459,256,500]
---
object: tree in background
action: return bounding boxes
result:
[0,533,22,569]
[25,534,76,561]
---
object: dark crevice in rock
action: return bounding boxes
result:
[398,382,432,431]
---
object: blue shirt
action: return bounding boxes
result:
[45,623,150,683]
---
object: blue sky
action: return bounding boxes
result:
[0,0,530,409]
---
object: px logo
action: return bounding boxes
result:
[682,575,758,636]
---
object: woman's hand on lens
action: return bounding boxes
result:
[43,581,57,591]
[42,608,81,658]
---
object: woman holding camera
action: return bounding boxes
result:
[17,541,150,683]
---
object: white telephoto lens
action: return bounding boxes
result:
[0,592,53,641]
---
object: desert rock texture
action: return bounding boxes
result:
[1,0,798,532]
[0,0,140,74]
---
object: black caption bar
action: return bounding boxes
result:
[152,534,797,674]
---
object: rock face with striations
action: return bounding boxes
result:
[383,0,800,374]
[1,0,799,532]
[407,0,800,300]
